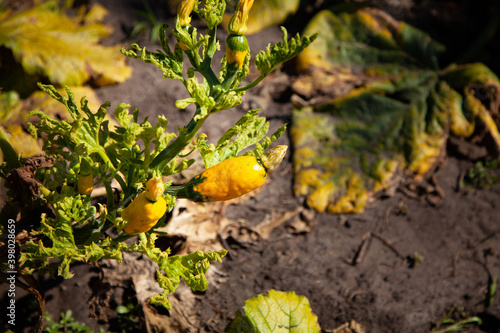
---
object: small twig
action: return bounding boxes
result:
[371,232,407,261]
[452,248,462,277]
[384,206,392,226]
[473,230,500,249]
[349,232,372,266]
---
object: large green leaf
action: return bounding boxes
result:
[0,2,132,86]
[226,290,321,333]
[292,7,500,213]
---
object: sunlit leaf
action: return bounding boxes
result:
[5,124,42,158]
[222,0,300,35]
[226,290,321,333]
[26,86,104,121]
[0,2,132,86]
[198,109,286,168]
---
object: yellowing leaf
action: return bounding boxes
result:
[6,124,42,158]
[292,8,500,213]
[0,2,132,86]
[223,0,300,35]
[226,290,321,333]
[0,90,22,124]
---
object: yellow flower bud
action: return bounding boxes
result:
[228,0,254,35]
[177,0,196,27]
[145,176,164,201]
[260,145,288,171]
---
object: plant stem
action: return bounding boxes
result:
[232,74,265,93]
[114,174,127,193]
[103,180,114,210]
[95,146,126,191]
[149,105,208,170]
[200,26,221,88]
[113,232,135,243]
[144,139,151,169]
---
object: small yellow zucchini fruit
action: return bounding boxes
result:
[123,176,167,235]
[169,145,288,202]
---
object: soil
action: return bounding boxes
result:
[2,0,500,332]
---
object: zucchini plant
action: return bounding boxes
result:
[0,0,316,312]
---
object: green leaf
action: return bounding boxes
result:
[121,43,183,80]
[199,109,286,168]
[0,2,132,86]
[255,27,318,78]
[226,290,321,333]
[28,84,112,169]
[196,0,226,29]
[129,234,227,310]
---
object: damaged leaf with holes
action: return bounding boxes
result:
[292,7,500,213]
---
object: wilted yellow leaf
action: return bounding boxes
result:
[0,2,132,86]
[6,124,42,158]
[292,8,500,214]
[223,0,300,35]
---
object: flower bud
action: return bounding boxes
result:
[261,145,288,171]
[145,176,165,202]
[228,0,254,35]
[177,0,196,27]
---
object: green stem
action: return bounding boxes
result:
[0,125,21,169]
[96,147,116,173]
[113,232,135,243]
[95,146,126,192]
[144,139,151,169]
[103,180,114,210]
[149,105,208,170]
[200,26,221,88]
[114,174,127,193]
[232,74,265,93]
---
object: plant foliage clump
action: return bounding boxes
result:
[0,0,316,313]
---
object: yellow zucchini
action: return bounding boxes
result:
[123,177,167,235]
[77,174,94,196]
[167,145,287,202]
